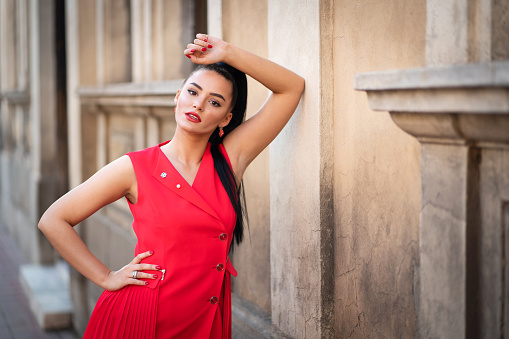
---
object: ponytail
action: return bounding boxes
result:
[189,63,248,250]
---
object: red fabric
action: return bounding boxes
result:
[223,258,237,339]
[83,141,237,339]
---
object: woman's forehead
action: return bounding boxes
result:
[185,70,233,96]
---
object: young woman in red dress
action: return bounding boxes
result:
[38,33,304,338]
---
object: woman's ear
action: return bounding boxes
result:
[174,89,181,106]
[220,112,233,128]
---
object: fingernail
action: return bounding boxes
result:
[153,274,158,278]
[155,266,162,270]
[145,281,148,285]
[204,38,208,42]
[149,251,154,255]
[186,55,191,59]
[201,47,207,51]
[190,49,196,53]
[207,44,213,48]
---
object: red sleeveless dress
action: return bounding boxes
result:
[83,141,237,339]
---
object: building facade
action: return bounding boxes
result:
[0,0,508,338]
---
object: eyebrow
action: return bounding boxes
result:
[189,82,226,102]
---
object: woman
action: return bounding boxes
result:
[38,33,304,338]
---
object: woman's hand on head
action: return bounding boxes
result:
[102,251,160,291]
[184,33,228,65]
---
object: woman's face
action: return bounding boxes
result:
[174,69,233,137]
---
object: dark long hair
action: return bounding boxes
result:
[183,63,248,250]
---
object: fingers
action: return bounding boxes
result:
[104,252,164,290]
[126,251,160,286]
[194,38,209,48]
[128,259,161,281]
[130,275,149,286]
[133,263,161,272]
[196,33,208,42]
[184,45,201,59]
[185,44,204,54]
[184,33,214,59]
[130,250,153,264]
[130,270,159,281]
[125,265,159,286]
[184,43,208,57]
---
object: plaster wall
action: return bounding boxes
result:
[268,0,335,337]
[221,0,271,315]
[333,0,424,336]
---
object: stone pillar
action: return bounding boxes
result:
[268,0,334,337]
[65,0,82,189]
[207,0,222,38]
[355,0,509,337]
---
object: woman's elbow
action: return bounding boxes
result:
[38,209,60,234]
[38,212,50,233]
[296,76,305,96]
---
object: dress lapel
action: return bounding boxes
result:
[151,143,222,223]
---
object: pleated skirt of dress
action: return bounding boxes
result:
[83,284,159,339]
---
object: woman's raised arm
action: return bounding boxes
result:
[185,34,305,179]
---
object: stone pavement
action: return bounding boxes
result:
[0,226,78,339]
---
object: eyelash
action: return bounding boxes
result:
[187,89,221,107]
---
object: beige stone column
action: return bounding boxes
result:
[65,0,82,188]
[268,0,334,337]
[31,0,60,264]
[356,0,509,337]
[207,0,222,38]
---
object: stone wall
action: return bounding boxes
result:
[268,0,335,337]
[333,1,425,336]
[0,0,66,265]
[355,0,509,336]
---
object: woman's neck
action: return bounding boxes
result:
[162,129,209,167]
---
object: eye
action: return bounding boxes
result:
[210,100,221,107]
[187,89,197,95]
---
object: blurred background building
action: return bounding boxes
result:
[0,0,508,338]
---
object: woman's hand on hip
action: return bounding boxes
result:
[184,33,228,65]
[103,251,160,291]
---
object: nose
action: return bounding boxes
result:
[193,99,204,111]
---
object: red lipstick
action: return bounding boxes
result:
[185,112,201,123]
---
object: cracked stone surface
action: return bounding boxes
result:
[332,0,424,336]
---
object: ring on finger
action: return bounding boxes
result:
[133,270,138,279]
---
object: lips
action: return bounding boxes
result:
[185,112,201,123]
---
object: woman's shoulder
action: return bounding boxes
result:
[126,142,165,175]
[128,141,167,159]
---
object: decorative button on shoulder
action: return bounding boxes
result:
[209,296,219,305]
[176,184,181,189]
[216,263,224,271]
[160,172,167,178]
[219,233,227,241]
